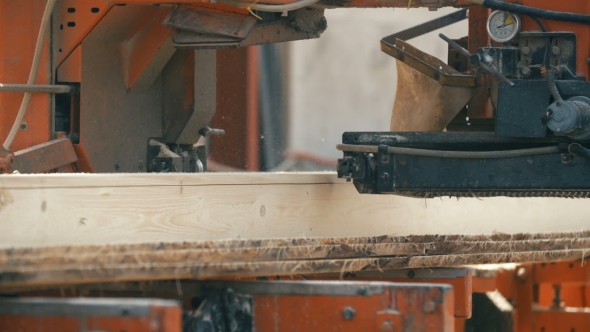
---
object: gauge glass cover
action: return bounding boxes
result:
[486,10,521,43]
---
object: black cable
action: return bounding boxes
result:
[336,144,560,159]
[547,67,563,102]
[528,15,551,69]
[569,143,590,159]
[528,16,547,32]
[482,0,590,24]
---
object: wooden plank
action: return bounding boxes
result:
[2,249,587,290]
[2,232,590,290]
[3,236,590,266]
[1,172,590,248]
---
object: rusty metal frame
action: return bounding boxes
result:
[12,137,77,173]
[381,39,477,88]
[0,297,182,332]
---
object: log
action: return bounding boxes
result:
[1,232,589,290]
[1,172,590,248]
[2,172,590,290]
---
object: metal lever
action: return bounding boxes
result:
[438,33,515,87]
[199,126,225,138]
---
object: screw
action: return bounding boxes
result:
[521,46,531,55]
[561,154,572,164]
[407,270,415,278]
[423,301,436,314]
[19,122,28,131]
[380,320,395,332]
[521,66,531,76]
[380,172,390,181]
[114,160,120,171]
[552,46,560,56]
[342,307,356,320]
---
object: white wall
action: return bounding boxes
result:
[286,7,469,158]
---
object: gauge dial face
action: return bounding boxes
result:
[486,10,521,43]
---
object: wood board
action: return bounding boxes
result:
[1,172,590,249]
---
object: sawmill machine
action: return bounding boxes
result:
[1,0,589,201]
[3,1,590,332]
[338,1,590,198]
[0,0,589,201]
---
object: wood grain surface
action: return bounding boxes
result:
[1,172,590,249]
[1,231,589,290]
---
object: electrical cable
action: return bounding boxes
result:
[3,0,57,150]
[527,15,551,69]
[468,0,590,24]
[336,144,560,159]
[529,16,547,32]
[547,67,563,102]
[218,0,319,13]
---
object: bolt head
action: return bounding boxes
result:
[342,307,356,320]
[380,321,395,332]
[521,47,531,55]
[515,266,528,281]
[521,67,531,76]
[552,46,560,55]
[423,301,436,314]
[552,109,564,122]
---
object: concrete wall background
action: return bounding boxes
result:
[285,7,468,158]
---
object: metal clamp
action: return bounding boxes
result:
[439,33,516,87]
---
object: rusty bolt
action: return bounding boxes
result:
[423,301,436,314]
[552,46,560,56]
[380,320,395,332]
[521,46,531,55]
[342,307,356,320]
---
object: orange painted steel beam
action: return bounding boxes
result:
[119,8,173,91]
[532,308,590,332]
[534,261,590,285]
[251,285,455,332]
[0,0,52,152]
[57,46,82,83]
[56,0,111,66]
[0,298,182,332]
[375,276,472,319]
[269,269,472,319]
[472,276,497,293]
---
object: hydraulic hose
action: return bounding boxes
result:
[218,0,319,12]
[547,67,563,103]
[468,0,590,24]
[3,0,57,150]
[336,144,560,159]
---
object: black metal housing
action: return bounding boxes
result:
[337,132,590,198]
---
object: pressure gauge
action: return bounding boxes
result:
[486,10,522,43]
